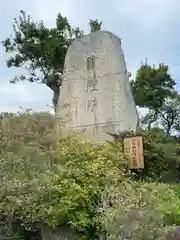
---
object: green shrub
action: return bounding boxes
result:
[0,111,56,236]
[1,113,180,239]
[134,129,179,182]
[97,181,175,240]
[0,113,128,238]
[0,222,23,240]
[163,184,180,226]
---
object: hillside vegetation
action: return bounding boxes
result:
[0,111,180,239]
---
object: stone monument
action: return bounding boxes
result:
[56,30,139,142]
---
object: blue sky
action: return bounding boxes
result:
[0,0,180,114]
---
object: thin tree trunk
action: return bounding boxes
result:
[147,112,158,131]
[52,88,60,113]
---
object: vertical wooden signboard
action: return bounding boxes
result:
[123,136,144,169]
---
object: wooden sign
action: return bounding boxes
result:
[123,136,144,169]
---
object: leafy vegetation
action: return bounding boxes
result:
[0,112,128,239]
[131,60,179,133]
[3,9,180,240]
[2,11,102,111]
[97,182,176,240]
[0,112,179,239]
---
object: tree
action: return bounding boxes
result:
[131,60,176,129]
[141,110,160,131]
[89,19,102,32]
[159,93,180,136]
[2,11,102,111]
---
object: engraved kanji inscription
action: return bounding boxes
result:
[87,97,97,124]
[86,55,98,92]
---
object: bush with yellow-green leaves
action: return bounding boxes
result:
[0,112,128,238]
[97,181,179,240]
[0,111,180,239]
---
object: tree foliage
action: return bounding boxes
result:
[2,11,102,111]
[132,60,177,131]
[3,11,73,110]
[159,93,180,136]
[89,19,102,32]
[131,61,176,111]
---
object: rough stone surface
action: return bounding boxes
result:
[56,30,139,142]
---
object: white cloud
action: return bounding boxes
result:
[34,0,76,27]
[117,0,177,30]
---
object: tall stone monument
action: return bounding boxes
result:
[56,30,139,142]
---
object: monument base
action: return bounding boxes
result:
[65,121,139,143]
